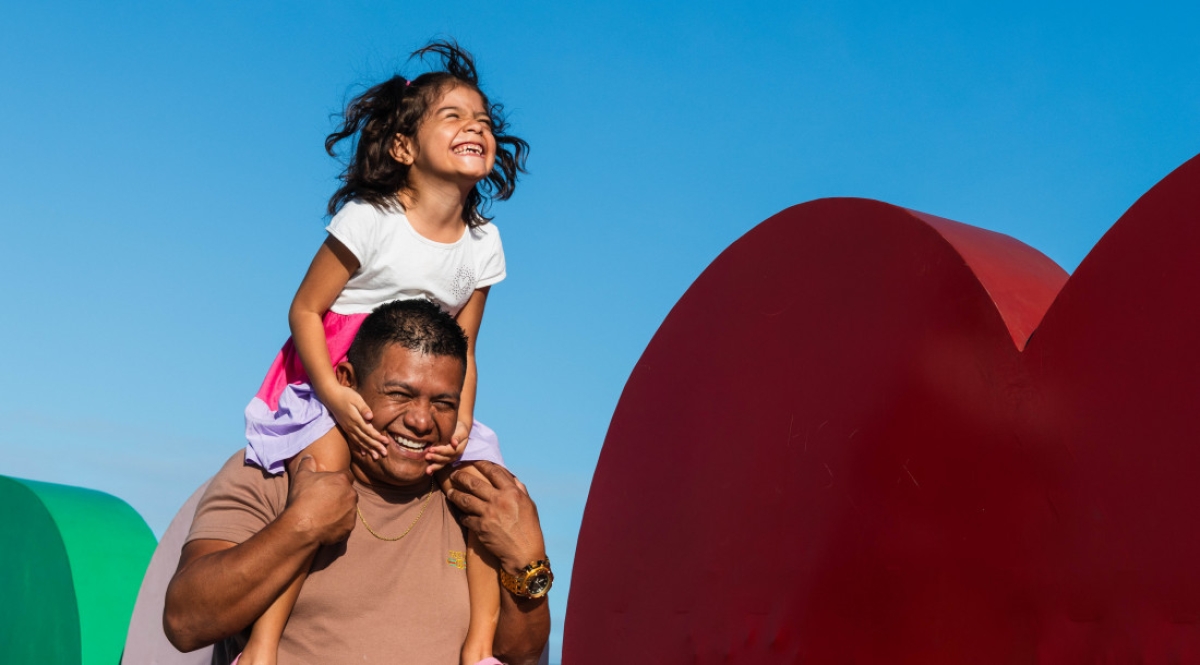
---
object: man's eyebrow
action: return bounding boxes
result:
[380,380,416,391]
[379,380,459,399]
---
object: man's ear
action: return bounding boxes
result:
[336,361,357,389]
[389,134,415,165]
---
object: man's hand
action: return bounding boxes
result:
[445,461,546,574]
[446,461,551,663]
[286,455,358,545]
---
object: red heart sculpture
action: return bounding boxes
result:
[564,155,1200,663]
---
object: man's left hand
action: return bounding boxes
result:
[445,461,546,575]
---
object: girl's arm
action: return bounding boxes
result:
[426,286,489,470]
[456,286,489,438]
[289,236,389,458]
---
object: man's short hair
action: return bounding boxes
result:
[345,299,468,379]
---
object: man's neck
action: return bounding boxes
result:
[349,464,436,499]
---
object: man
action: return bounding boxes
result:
[164,299,551,664]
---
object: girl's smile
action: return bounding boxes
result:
[452,142,486,157]
[397,84,496,188]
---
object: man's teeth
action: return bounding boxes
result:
[391,435,427,451]
[454,144,483,155]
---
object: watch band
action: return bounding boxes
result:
[499,557,554,598]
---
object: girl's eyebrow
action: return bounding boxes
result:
[435,104,490,118]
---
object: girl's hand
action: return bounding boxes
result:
[424,420,471,475]
[323,384,391,459]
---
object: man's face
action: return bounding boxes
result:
[340,343,465,488]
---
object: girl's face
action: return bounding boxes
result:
[395,84,496,190]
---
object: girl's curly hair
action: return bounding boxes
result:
[325,40,529,227]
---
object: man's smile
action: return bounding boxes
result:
[389,432,431,453]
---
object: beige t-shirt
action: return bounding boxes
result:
[187,452,470,664]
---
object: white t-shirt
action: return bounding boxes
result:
[325,200,507,316]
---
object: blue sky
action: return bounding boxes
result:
[2,1,1198,660]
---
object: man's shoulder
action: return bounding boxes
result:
[185,450,288,545]
[210,449,283,491]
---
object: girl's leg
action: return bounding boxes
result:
[237,428,351,665]
[440,463,503,665]
[462,530,502,665]
[237,574,301,665]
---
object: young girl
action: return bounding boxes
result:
[240,40,528,665]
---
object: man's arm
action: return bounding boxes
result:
[446,462,551,665]
[493,580,551,665]
[163,457,357,652]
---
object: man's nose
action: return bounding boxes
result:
[403,401,435,435]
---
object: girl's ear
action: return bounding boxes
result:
[390,134,415,165]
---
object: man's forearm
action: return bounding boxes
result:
[163,510,319,651]
[493,592,551,665]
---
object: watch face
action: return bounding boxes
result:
[527,571,551,597]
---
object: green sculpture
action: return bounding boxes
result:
[0,476,156,664]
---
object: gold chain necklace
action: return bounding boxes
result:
[356,478,437,542]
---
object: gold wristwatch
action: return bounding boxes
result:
[499,557,553,598]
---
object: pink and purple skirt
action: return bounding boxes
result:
[244,311,503,474]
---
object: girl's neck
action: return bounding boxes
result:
[397,175,470,243]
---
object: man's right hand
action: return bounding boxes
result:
[286,455,357,546]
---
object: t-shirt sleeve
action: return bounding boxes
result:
[186,452,287,545]
[475,224,507,289]
[325,200,379,268]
